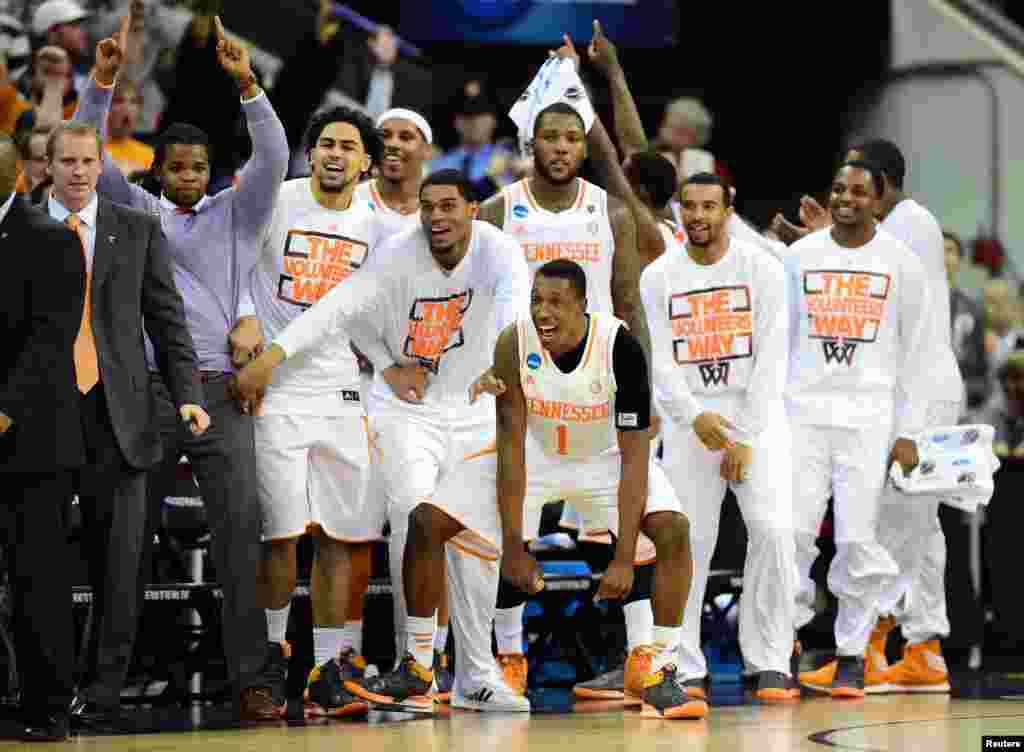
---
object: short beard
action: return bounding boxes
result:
[534,158,577,187]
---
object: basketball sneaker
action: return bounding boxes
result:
[344,653,434,713]
[304,658,369,717]
[497,653,528,696]
[799,616,893,693]
[754,671,800,702]
[433,650,454,703]
[573,665,626,701]
[869,639,951,694]
[335,649,369,682]
[640,664,709,719]
[451,680,531,712]
[831,656,865,699]
[681,676,709,702]
[623,645,657,704]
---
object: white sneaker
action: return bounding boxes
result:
[451,682,531,712]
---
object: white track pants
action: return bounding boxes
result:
[663,417,797,679]
[875,401,959,643]
[792,421,900,656]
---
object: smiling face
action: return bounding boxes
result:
[829,165,880,229]
[532,111,586,187]
[680,182,731,248]
[419,183,477,268]
[530,273,588,356]
[309,121,371,194]
[378,117,430,182]
[108,81,142,141]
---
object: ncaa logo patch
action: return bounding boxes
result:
[527,352,542,370]
[513,204,529,219]
[565,86,583,101]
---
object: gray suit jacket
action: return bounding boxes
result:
[87,197,203,469]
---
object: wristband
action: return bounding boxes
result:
[236,72,257,94]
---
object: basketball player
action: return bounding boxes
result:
[799,140,961,694]
[342,259,704,718]
[785,161,932,698]
[640,172,798,702]
[233,169,531,712]
[477,94,654,697]
[239,106,385,718]
[351,107,455,694]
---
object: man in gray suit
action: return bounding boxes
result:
[42,118,210,727]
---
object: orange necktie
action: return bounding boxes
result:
[66,214,99,393]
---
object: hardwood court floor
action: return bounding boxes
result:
[1,686,1022,751]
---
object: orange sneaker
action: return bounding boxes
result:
[498,653,528,696]
[623,645,657,705]
[869,639,950,694]
[799,617,893,693]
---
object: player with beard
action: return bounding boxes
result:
[351,107,455,697]
[784,162,932,698]
[232,169,532,713]
[236,106,386,718]
[478,98,652,697]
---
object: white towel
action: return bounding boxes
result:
[509,57,596,157]
[888,424,1001,513]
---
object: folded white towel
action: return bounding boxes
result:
[509,56,596,157]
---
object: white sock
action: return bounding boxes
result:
[266,604,291,644]
[406,614,436,669]
[313,627,345,667]
[434,625,449,652]
[494,605,525,655]
[624,600,654,651]
[341,621,362,655]
[651,625,682,673]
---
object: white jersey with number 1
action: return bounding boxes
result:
[501,177,616,314]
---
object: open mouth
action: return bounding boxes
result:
[537,324,557,342]
[834,207,855,220]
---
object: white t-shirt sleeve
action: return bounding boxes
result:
[728,213,787,261]
[492,231,531,333]
[273,272,385,359]
[640,263,703,426]
[735,254,788,440]
[895,249,933,437]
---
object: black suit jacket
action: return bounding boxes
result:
[0,195,87,473]
[950,287,989,410]
[82,197,203,470]
[335,28,435,122]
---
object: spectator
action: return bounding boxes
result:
[982,277,1023,369]
[0,47,31,134]
[430,83,524,201]
[945,230,989,411]
[655,96,729,181]
[0,11,30,79]
[14,124,47,191]
[28,0,91,93]
[980,351,1024,459]
[104,76,152,175]
[12,44,78,136]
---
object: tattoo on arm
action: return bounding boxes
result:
[609,197,652,380]
[478,193,506,230]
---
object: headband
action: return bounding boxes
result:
[376,108,433,145]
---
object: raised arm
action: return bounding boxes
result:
[77,15,158,212]
[588,20,647,160]
[608,194,651,370]
[212,17,289,252]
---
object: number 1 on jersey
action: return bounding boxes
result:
[557,424,569,455]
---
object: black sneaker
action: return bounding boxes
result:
[336,649,368,681]
[304,658,370,717]
[344,653,434,713]
[831,656,866,699]
[640,664,708,720]
[264,641,290,711]
[681,676,709,701]
[573,666,626,701]
[433,650,454,703]
[754,670,800,702]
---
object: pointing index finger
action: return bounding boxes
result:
[593,19,603,37]
[213,15,226,44]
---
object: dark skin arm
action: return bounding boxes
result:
[494,324,544,593]
[477,191,506,230]
[608,194,652,376]
[596,426,650,600]
[587,20,647,160]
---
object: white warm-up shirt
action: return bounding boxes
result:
[882,199,963,403]
[784,226,932,437]
[641,236,789,441]
[501,178,616,314]
[353,178,420,239]
[249,178,382,415]
[273,220,530,422]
